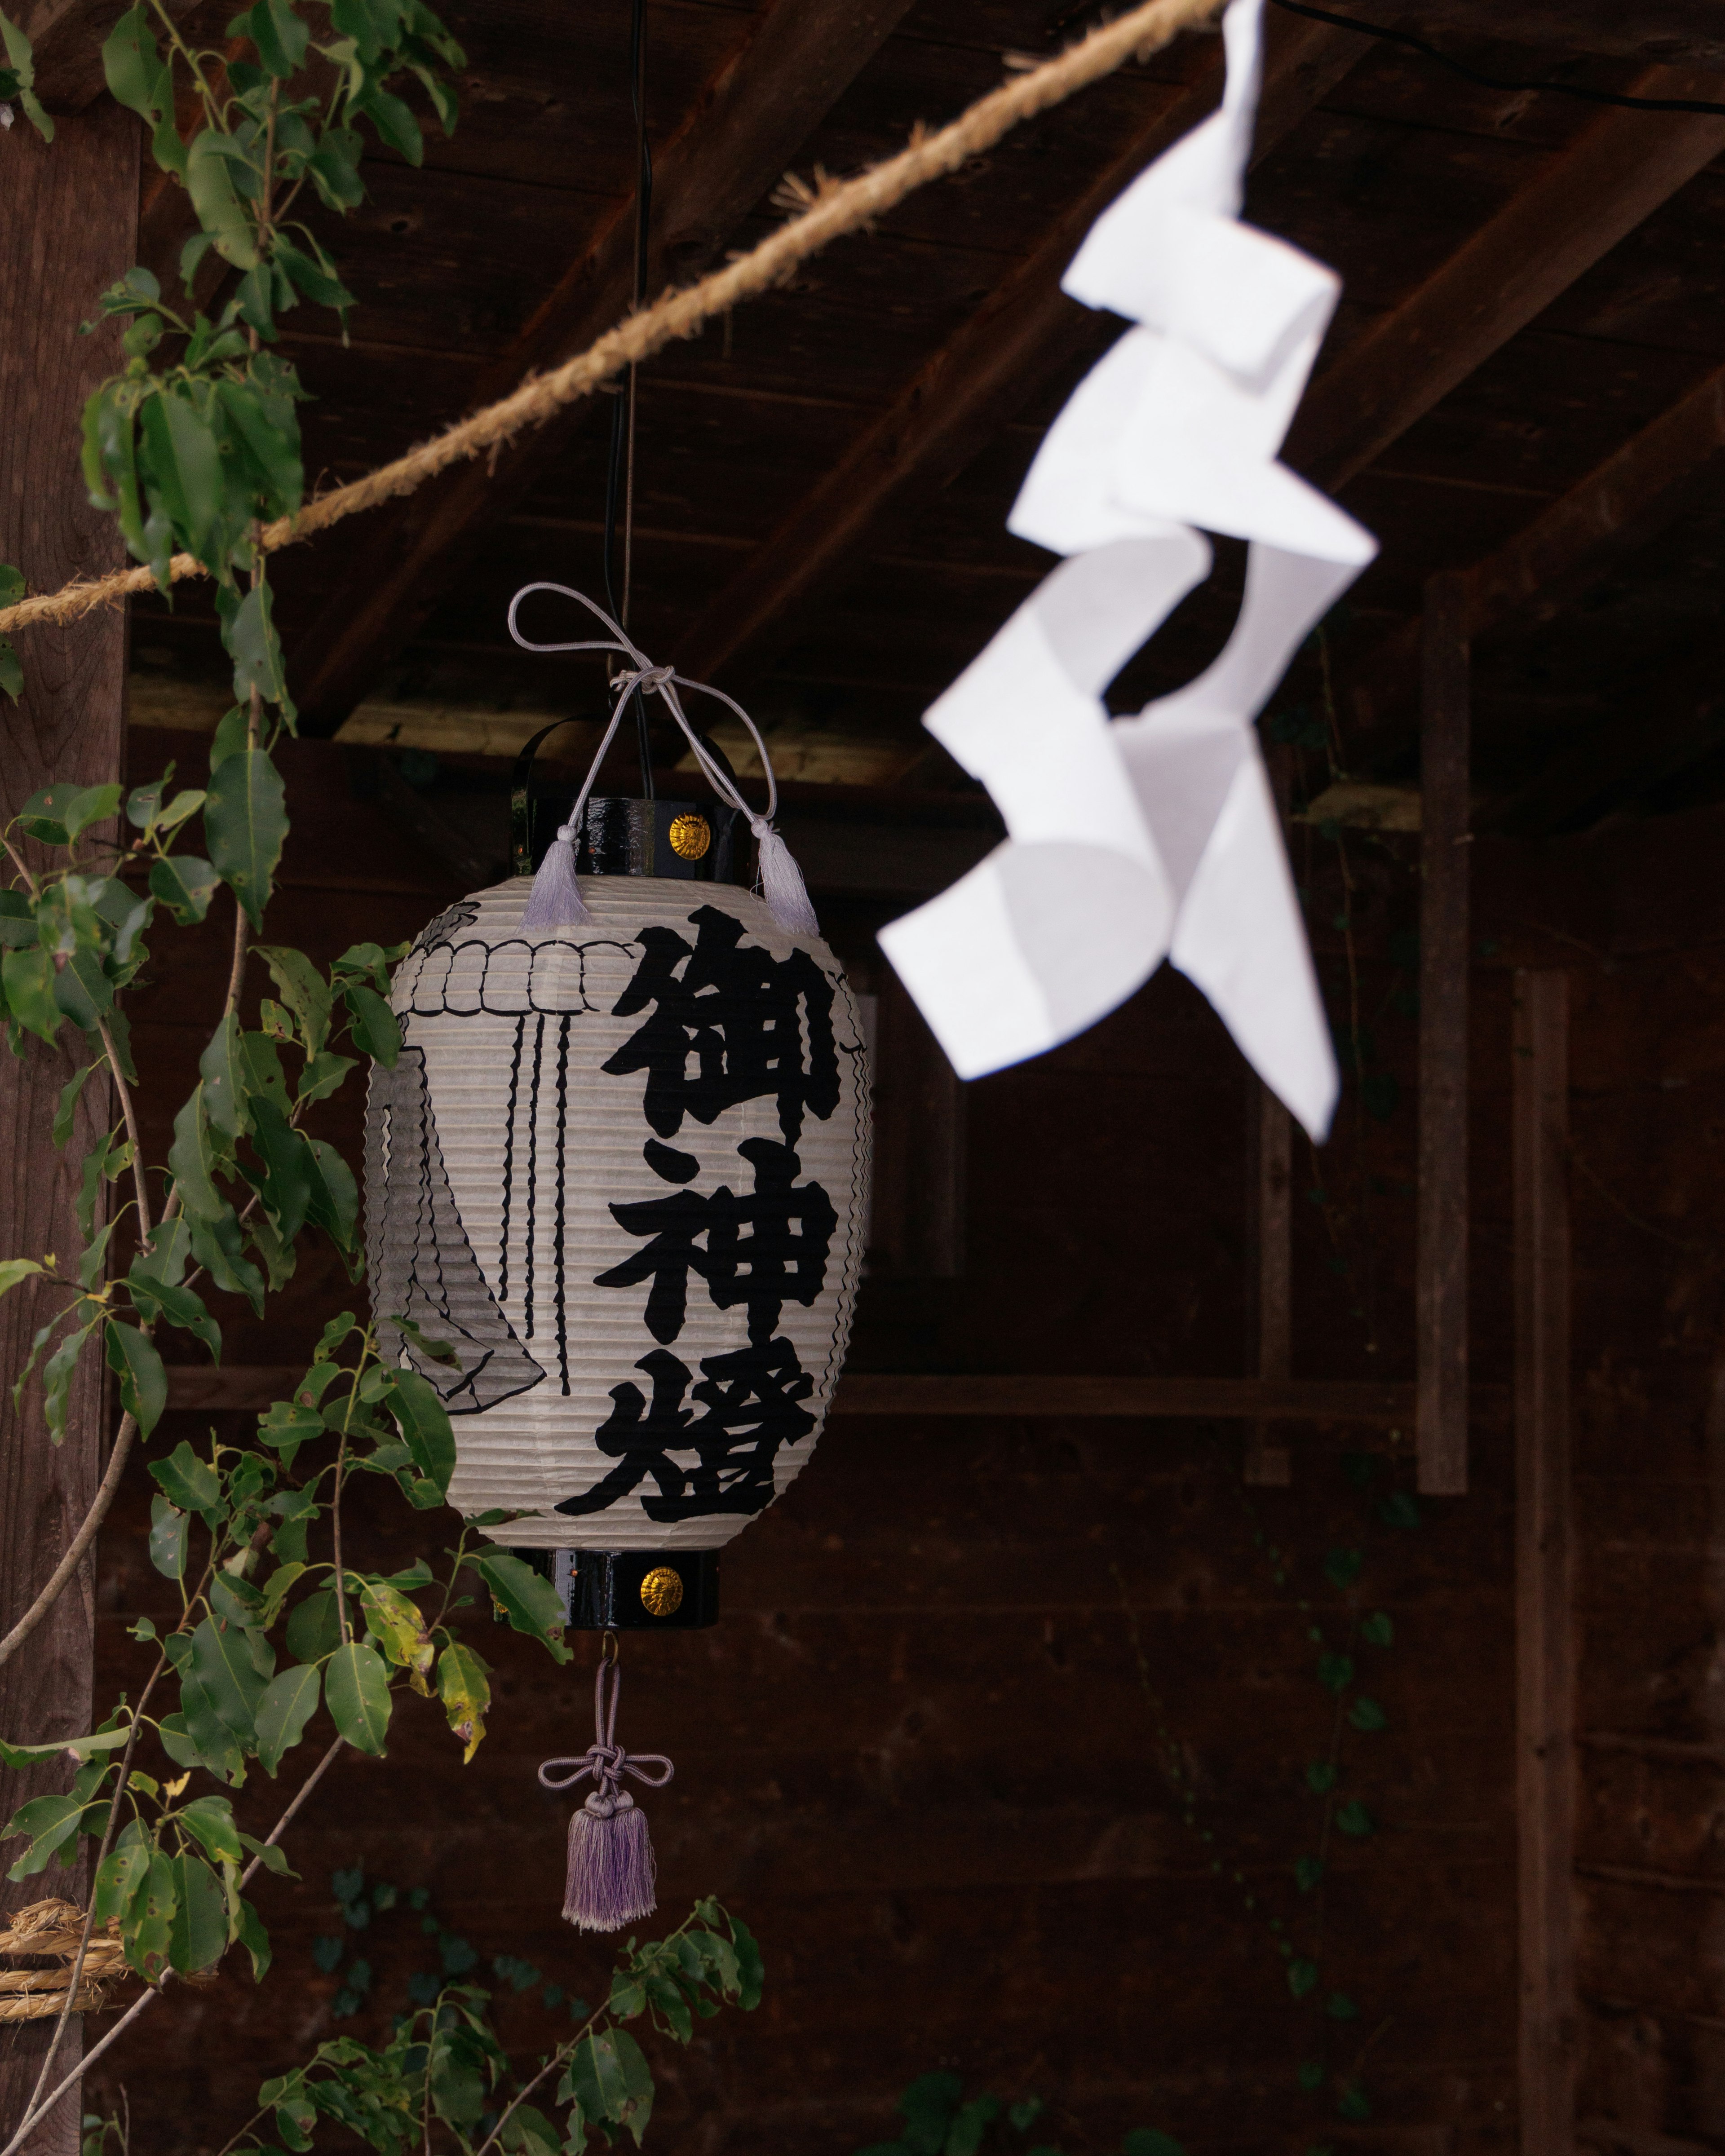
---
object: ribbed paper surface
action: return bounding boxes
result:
[365,878,871,1550]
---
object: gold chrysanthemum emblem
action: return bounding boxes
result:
[668,812,711,861]
[639,1566,684,1617]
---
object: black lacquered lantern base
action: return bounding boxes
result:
[513,1546,721,1630]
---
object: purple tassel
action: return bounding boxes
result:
[520,821,595,931]
[538,1648,673,1934]
[750,817,820,936]
[564,1790,658,1932]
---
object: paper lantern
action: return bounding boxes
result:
[363,786,872,1632]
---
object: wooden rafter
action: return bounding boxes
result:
[288,0,920,734]
[675,10,1367,683]
[1288,66,1725,492]
[1345,359,1725,749]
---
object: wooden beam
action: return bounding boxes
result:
[1487,670,1725,839]
[163,1363,1515,1425]
[1416,572,1470,1496]
[1245,1084,1295,1485]
[0,99,137,2156]
[1513,970,1576,2156]
[677,10,1368,683]
[1286,67,1725,495]
[289,0,919,734]
[1348,359,1725,747]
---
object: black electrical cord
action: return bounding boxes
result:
[1266,0,1725,116]
[601,0,655,796]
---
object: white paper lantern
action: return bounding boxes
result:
[364,797,871,1629]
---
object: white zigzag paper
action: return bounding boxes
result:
[879,0,1376,1140]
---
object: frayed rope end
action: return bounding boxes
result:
[520,823,596,931]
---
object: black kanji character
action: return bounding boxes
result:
[595,1135,836,1344]
[603,903,839,1141]
[555,1336,815,1523]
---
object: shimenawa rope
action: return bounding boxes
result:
[0,0,1223,641]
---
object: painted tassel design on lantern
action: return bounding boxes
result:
[879,0,1375,1142]
[539,1648,672,1931]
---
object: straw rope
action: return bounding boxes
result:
[0,0,1222,641]
[0,1900,128,2021]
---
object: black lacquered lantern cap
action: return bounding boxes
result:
[513,1546,721,1630]
[514,787,747,887]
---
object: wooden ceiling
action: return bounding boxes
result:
[108,0,1725,850]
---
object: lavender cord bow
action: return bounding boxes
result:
[538,1655,673,1814]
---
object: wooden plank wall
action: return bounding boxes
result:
[64,733,1528,2153]
[0,102,137,2156]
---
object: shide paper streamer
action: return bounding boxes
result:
[879,0,1376,1140]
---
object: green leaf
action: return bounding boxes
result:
[61,782,122,840]
[296,1049,357,1107]
[125,1849,177,1978]
[235,0,309,75]
[234,1894,272,1979]
[149,1440,221,1513]
[254,1663,321,1776]
[254,946,331,1054]
[188,1208,266,1314]
[204,749,286,928]
[126,1269,221,1362]
[342,982,399,1065]
[101,5,168,122]
[200,1011,251,1140]
[93,1820,153,1923]
[284,1588,341,1664]
[247,1096,313,1241]
[1335,2082,1371,2123]
[177,1794,245,1865]
[139,388,227,572]
[1322,1547,1362,1589]
[43,1318,98,1445]
[4,945,61,1043]
[1348,1696,1387,1733]
[435,1643,489,1764]
[148,1495,188,1579]
[0,1725,129,1771]
[5,1792,102,1880]
[1121,2136,1185,2156]
[168,1086,227,1222]
[1008,2102,1044,2134]
[1294,1854,1323,1893]
[498,2103,561,2156]
[1296,2060,1325,2094]
[1287,1957,1319,1999]
[1305,1759,1337,1794]
[729,1914,763,2010]
[324,1640,391,1756]
[1360,1611,1394,1648]
[1379,1490,1421,1530]
[52,1062,100,1148]
[1316,1652,1354,1696]
[385,1370,455,1495]
[466,1550,569,1661]
[1325,1991,1359,2021]
[564,2029,653,2144]
[105,1321,166,1436]
[189,1614,267,1738]
[0,1257,42,1301]
[224,579,294,709]
[208,702,252,770]
[149,853,221,924]
[185,125,260,270]
[1334,1799,1375,1838]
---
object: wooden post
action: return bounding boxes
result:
[1416,572,1470,1494]
[0,104,138,2154]
[1245,1084,1293,1486]
[1513,970,1575,2154]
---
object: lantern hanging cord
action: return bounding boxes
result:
[602,0,655,795]
[508,581,789,841]
[0,0,1226,643]
[537,1647,674,1812]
